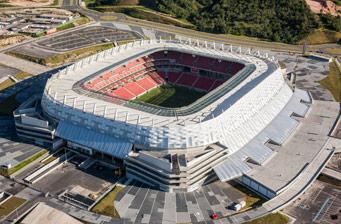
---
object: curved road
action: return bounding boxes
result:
[61,0,340,56]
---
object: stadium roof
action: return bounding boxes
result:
[21,203,83,224]
[56,121,132,159]
[44,39,274,127]
[42,39,289,151]
[213,89,311,182]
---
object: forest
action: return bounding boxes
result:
[90,0,341,43]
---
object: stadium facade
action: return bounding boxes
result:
[14,39,312,197]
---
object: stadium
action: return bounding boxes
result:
[16,38,311,196]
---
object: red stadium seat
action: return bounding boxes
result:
[82,50,246,101]
[176,73,198,87]
[210,80,225,90]
[137,76,158,90]
[194,77,216,91]
[124,82,146,96]
[111,87,135,100]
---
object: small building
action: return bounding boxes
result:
[21,202,83,224]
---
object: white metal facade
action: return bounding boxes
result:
[41,39,292,154]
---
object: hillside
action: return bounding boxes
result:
[88,0,341,44]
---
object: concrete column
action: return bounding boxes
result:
[93,103,97,114]
[103,105,107,117]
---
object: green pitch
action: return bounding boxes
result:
[134,84,206,108]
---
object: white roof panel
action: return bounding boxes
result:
[56,121,132,159]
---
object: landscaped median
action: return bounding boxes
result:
[0,149,48,177]
[300,29,341,45]
[319,59,341,102]
[56,16,90,32]
[14,71,31,80]
[90,185,123,218]
[0,196,26,219]
[0,78,15,91]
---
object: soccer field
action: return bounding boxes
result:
[134,84,206,108]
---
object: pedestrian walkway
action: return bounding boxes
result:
[0,53,49,75]
[322,167,341,181]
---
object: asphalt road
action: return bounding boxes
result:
[2,0,338,57]
[60,0,341,55]
[0,53,49,75]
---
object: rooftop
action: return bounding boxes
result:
[247,100,340,192]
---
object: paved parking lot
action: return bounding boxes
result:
[0,137,44,167]
[283,180,341,224]
[32,157,117,196]
[0,64,21,79]
[115,180,245,223]
[10,44,57,59]
[0,53,48,76]
[36,26,141,51]
[0,175,25,195]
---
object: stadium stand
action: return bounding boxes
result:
[82,50,245,100]
[194,77,216,91]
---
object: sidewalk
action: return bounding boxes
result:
[0,53,49,75]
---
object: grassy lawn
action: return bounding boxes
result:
[319,59,341,102]
[278,61,286,69]
[117,39,136,46]
[91,185,123,218]
[90,5,195,29]
[0,78,15,91]
[9,43,114,67]
[325,48,341,55]
[231,183,267,211]
[0,196,26,218]
[56,22,75,32]
[14,72,31,80]
[72,16,90,26]
[0,150,47,177]
[243,213,289,224]
[300,29,341,45]
[134,84,206,108]
[56,16,90,31]
[41,155,57,165]
[40,15,89,33]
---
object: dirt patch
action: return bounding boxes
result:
[6,0,53,7]
[0,35,28,48]
[305,0,340,16]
